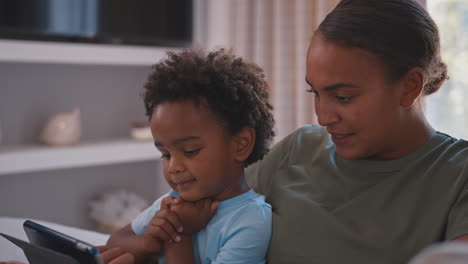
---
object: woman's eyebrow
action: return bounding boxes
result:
[323,83,360,91]
[305,77,359,91]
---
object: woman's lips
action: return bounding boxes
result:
[330,133,353,144]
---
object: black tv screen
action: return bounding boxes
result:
[0,0,193,47]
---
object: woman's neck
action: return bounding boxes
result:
[385,109,435,160]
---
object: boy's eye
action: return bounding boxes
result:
[160,153,171,159]
[184,148,201,157]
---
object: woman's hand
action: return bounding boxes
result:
[97,246,135,264]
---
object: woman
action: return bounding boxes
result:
[102,0,468,263]
[246,0,468,263]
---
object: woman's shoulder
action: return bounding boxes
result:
[251,125,332,168]
[288,124,329,139]
[274,124,332,155]
[423,132,468,179]
[433,132,468,160]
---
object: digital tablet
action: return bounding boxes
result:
[23,220,104,264]
[0,232,79,264]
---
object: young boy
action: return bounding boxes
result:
[106,49,275,264]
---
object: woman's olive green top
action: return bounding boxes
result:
[246,125,468,264]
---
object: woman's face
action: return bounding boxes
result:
[306,34,407,160]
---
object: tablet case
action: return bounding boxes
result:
[0,233,79,264]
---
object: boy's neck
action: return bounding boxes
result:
[212,172,250,202]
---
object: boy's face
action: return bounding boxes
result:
[150,100,243,202]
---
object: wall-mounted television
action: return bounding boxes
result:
[0,0,193,47]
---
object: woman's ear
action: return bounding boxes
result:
[400,67,425,108]
[231,126,256,163]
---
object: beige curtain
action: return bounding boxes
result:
[195,0,339,141]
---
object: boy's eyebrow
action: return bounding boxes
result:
[305,77,359,91]
[154,136,201,147]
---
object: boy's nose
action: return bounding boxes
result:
[167,158,185,174]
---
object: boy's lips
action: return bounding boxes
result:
[174,178,196,189]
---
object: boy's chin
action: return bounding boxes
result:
[178,192,205,202]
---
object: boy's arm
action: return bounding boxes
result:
[106,196,185,263]
[170,199,219,235]
[164,235,195,264]
[98,246,136,264]
[162,198,218,264]
[106,224,158,263]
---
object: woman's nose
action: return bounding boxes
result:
[316,101,340,126]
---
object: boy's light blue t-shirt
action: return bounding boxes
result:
[131,189,272,264]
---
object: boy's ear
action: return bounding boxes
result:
[231,126,256,163]
[400,67,424,108]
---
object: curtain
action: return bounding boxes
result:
[194,0,339,141]
[425,0,468,140]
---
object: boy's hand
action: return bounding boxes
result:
[97,246,135,264]
[142,198,184,253]
[170,199,219,235]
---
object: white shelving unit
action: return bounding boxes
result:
[0,39,174,176]
[0,139,161,175]
[0,39,179,66]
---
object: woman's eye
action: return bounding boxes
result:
[307,89,320,100]
[307,89,319,96]
[335,96,353,103]
[184,148,201,157]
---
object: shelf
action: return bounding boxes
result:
[0,139,161,175]
[0,39,181,66]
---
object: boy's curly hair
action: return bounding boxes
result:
[143,49,275,166]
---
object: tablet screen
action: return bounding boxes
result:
[23,220,103,264]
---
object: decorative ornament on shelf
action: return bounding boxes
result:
[89,189,149,233]
[130,121,152,141]
[40,107,81,146]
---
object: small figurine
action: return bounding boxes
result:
[40,107,81,146]
[89,189,148,233]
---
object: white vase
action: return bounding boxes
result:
[40,108,81,146]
